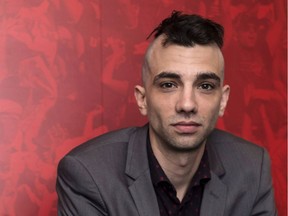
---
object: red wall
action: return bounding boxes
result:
[0,0,286,215]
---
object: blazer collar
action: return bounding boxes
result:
[200,129,227,216]
[206,129,226,177]
[125,124,160,216]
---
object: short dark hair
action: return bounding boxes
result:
[147,11,224,48]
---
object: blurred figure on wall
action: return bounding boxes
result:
[224,0,285,146]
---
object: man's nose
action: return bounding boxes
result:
[175,88,198,114]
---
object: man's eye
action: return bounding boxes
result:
[160,82,177,89]
[199,83,214,90]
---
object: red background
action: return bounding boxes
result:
[0,0,286,215]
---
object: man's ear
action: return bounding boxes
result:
[219,84,230,117]
[134,85,148,116]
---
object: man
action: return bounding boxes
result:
[56,11,277,216]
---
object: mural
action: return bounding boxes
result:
[0,0,286,215]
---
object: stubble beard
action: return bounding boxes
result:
[152,125,211,154]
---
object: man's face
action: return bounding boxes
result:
[135,38,230,152]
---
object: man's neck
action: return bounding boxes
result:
[151,142,206,202]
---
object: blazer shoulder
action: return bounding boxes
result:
[207,129,268,173]
[210,129,264,153]
[66,126,139,158]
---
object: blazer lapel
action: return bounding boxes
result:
[125,125,160,216]
[200,172,227,216]
[200,129,227,216]
[128,171,160,216]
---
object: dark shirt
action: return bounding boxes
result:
[147,138,211,216]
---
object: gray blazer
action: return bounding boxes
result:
[56,125,277,216]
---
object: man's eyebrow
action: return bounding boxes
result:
[153,72,181,83]
[196,72,221,83]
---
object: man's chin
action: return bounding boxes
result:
[166,138,206,153]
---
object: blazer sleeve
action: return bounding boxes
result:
[251,149,278,216]
[56,155,108,216]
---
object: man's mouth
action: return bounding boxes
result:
[171,121,202,134]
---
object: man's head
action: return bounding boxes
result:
[142,11,224,85]
[135,11,230,153]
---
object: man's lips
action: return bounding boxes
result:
[171,121,201,134]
